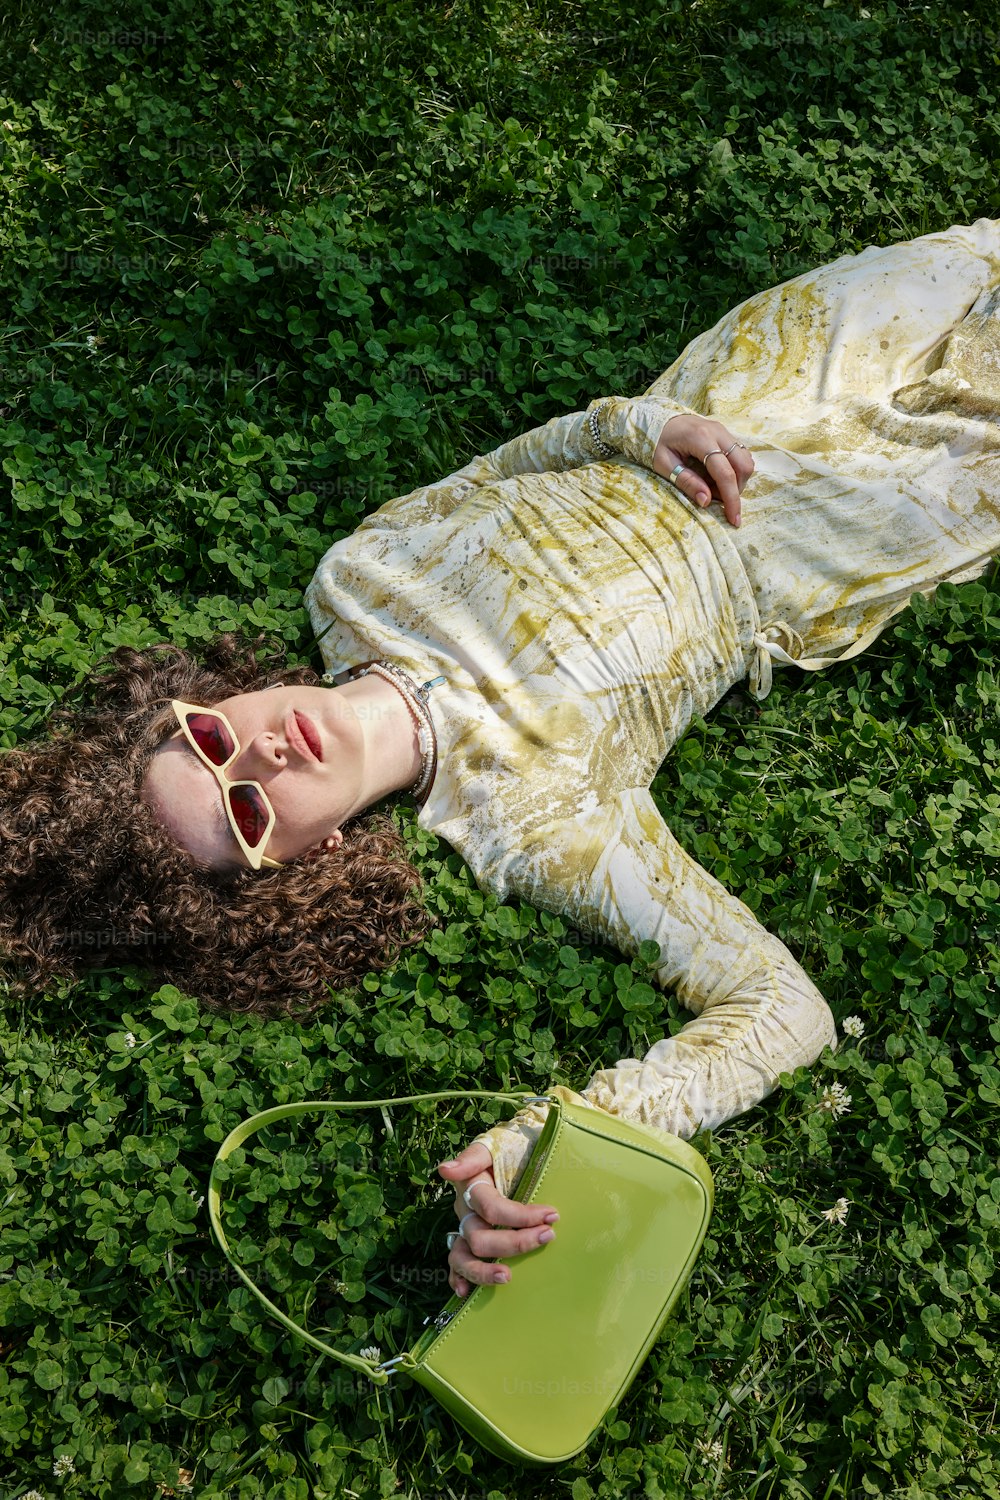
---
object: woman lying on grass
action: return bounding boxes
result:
[4,220,1000,1298]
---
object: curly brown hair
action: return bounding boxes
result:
[0,635,434,1017]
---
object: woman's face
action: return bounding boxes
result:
[142,685,365,869]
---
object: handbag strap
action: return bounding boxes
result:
[207,1089,553,1385]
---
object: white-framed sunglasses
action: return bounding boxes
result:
[170,700,283,870]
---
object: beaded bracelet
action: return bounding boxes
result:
[587,400,616,459]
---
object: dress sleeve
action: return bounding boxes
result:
[473,787,838,1195]
[356,397,696,532]
[479,395,696,479]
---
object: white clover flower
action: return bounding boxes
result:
[842,1015,866,1039]
[23,1490,46,1500]
[695,1435,725,1462]
[360,1345,381,1363]
[188,1192,205,1211]
[816,1082,852,1119]
[156,1471,195,1498]
[820,1197,851,1225]
[53,1453,76,1477]
[123,1031,137,1049]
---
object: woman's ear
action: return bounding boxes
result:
[306,832,344,860]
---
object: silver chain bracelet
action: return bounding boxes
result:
[587,400,616,459]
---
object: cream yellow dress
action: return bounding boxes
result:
[306,219,1000,1192]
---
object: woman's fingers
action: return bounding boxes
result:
[437,1144,560,1296]
[662,459,712,509]
[457,1213,557,1264]
[437,1142,493,1183]
[459,1174,558,1231]
[729,442,756,488]
[667,445,750,527]
[654,415,755,527]
[437,1149,557,1231]
[706,441,756,527]
[447,1215,558,1296]
[702,450,743,527]
[448,1232,509,1293]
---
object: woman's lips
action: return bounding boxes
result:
[288,710,323,762]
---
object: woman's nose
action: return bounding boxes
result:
[235,731,287,774]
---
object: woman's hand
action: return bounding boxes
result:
[653,414,754,527]
[437,1143,559,1298]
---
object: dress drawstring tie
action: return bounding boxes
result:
[750,616,899,700]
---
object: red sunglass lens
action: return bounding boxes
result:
[228,785,271,848]
[186,713,236,766]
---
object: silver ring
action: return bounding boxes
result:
[446,1231,460,1250]
[462,1179,489,1211]
[702,448,725,464]
[667,463,687,488]
[723,441,745,456]
[458,1211,476,1239]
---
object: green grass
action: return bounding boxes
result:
[1,0,999,1496]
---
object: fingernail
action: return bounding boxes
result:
[699,494,711,506]
[539,1229,556,1244]
[734,514,741,527]
[493,1270,510,1285]
[543,1212,559,1224]
[437,1160,458,1169]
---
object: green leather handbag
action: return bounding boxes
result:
[208,1085,713,1466]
